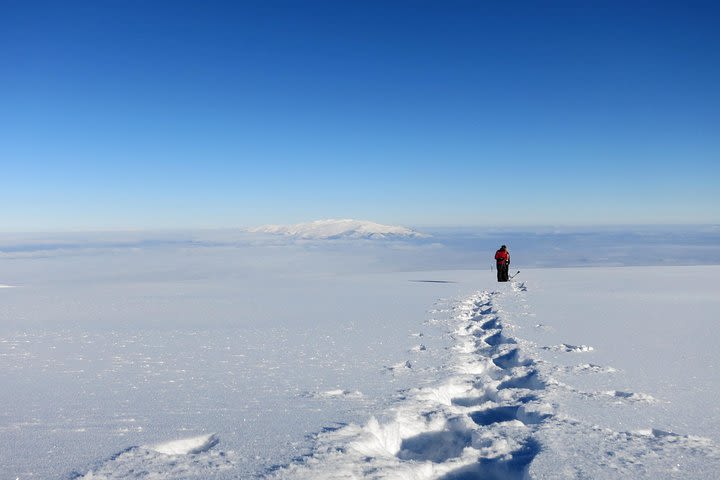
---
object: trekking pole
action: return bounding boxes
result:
[509,270,520,280]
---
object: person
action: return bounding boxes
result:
[495,245,510,282]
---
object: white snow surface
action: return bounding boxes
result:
[272,269,720,479]
[247,218,427,239]
[150,433,219,455]
[1,240,719,479]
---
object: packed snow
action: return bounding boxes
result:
[150,433,220,455]
[1,229,719,479]
[272,270,720,479]
[247,219,427,239]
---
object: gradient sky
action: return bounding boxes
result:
[2,1,718,230]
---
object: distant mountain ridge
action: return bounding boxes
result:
[247,219,428,240]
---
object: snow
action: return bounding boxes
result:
[247,219,428,239]
[150,433,219,455]
[273,269,720,479]
[1,232,720,479]
[543,343,594,352]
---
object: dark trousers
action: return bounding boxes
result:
[497,262,509,282]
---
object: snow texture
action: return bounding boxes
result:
[1,235,720,479]
[543,343,594,352]
[71,434,234,480]
[272,281,720,479]
[150,433,220,455]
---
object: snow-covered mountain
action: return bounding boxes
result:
[247,219,428,240]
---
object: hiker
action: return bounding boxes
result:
[495,245,510,282]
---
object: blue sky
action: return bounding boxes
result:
[2,1,718,230]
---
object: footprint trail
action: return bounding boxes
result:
[272,281,720,479]
[271,289,554,479]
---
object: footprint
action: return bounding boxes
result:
[396,429,473,462]
[438,438,541,480]
[480,317,500,330]
[484,332,516,347]
[498,371,546,391]
[470,405,551,427]
[470,406,522,426]
[451,396,489,408]
[493,349,533,370]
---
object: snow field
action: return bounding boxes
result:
[272,288,553,478]
[0,268,480,479]
[3,262,720,479]
[274,277,720,479]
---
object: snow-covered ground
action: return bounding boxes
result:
[272,267,720,479]
[1,232,719,479]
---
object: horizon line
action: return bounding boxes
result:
[0,222,718,235]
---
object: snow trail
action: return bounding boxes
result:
[65,279,720,478]
[272,281,720,479]
[271,287,552,479]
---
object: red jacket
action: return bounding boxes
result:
[495,249,509,265]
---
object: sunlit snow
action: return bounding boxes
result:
[1,228,719,479]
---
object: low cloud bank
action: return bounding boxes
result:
[1,225,718,272]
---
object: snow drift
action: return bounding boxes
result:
[150,433,219,455]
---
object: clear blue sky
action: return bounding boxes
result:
[2,1,718,230]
